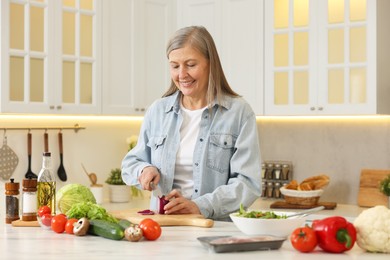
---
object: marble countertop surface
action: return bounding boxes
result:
[0,199,387,259]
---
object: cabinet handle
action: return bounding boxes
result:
[135,108,139,112]
[49,106,55,110]
[56,105,62,110]
[140,108,145,112]
[318,107,323,111]
[310,107,315,111]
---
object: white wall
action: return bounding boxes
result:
[1,115,390,212]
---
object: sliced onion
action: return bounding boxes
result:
[158,196,169,214]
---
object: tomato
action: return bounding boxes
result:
[51,214,68,233]
[40,213,53,227]
[65,218,78,234]
[290,226,318,253]
[139,218,162,241]
[38,206,51,217]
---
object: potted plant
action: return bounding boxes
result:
[105,168,129,203]
[106,168,143,202]
[379,174,390,208]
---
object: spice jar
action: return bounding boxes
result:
[274,164,282,179]
[282,164,290,180]
[5,178,20,224]
[266,163,274,179]
[266,182,274,198]
[274,182,281,198]
[22,177,37,221]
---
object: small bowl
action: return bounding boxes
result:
[280,187,324,206]
[230,211,306,237]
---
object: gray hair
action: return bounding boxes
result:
[163,26,239,106]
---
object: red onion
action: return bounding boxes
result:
[137,209,155,215]
[158,196,169,214]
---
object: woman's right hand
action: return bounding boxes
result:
[138,166,160,191]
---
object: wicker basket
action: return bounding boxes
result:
[280,187,323,206]
[283,195,320,206]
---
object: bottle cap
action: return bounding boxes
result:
[23,178,37,189]
[43,152,51,156]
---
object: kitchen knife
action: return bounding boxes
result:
[150,182,163,198]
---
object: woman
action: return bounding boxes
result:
[121,26,261,220]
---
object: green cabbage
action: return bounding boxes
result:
[56,184,96,214]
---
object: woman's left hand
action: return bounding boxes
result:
[163,189,201,215]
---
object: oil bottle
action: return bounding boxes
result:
[37,152,56,215]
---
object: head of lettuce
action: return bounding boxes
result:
[57,184,96,214]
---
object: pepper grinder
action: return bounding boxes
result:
[5,178,20,224]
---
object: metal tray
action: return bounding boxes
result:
[197,235,286,253]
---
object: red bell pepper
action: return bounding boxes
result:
[312,216,356,253]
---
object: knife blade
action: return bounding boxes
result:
[150,182,163,198]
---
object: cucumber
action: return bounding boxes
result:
[118,219,132,230]
[88,219,124,240]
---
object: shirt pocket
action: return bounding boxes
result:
[147,135,167,167]
[207,134,235,173]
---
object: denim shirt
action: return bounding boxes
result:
[121,91,262,220]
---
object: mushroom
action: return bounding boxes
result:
[124,224,143,242]
[73,217,90,236]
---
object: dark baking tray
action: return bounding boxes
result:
[197,235,286,253]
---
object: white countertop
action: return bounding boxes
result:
[0,198,386,260]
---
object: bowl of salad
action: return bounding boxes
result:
[230,205,306,237]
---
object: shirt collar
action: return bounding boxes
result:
[164,91,232,113]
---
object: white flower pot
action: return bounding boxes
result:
[108,185,130,203]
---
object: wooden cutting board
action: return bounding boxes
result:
[11,220,40,227]
[358,169,389,207]
[270,201,337,210]
[110,209,214,228]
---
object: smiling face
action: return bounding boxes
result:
[168,44,210,109]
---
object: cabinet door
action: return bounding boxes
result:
[102,0,175,115]
[1,0,54,113]
[177,0,264,115]
[57,0,102,114]
[317,0,376,115]
[265,0,317,115]
[265,0,376,115]
[1,0,102,114]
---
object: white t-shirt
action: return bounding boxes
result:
[174,104,206,199]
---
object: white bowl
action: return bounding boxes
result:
[230,211,306,237]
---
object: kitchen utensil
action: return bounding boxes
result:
[82,163,97,185]
[150,182,163,197]
[358,169,389,207]
[110,208,214,228]
[0,133,19,180]
[25,132,37,179]
[57,132,67,181]
[285,206,325,218]
[270,201,337,210]
[44,132,49,152]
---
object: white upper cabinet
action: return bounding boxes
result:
[177,0,264,115]
[264,0,389,115]
[1,0,102,114]
[102,0,176,115]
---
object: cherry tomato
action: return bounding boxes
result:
[65,218,78,234]
[139,218,162,241]
[51,214,68,233]
[290,226,318,253]
[40,213,53,227]
[38,206,51,217]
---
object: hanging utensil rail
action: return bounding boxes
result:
[1,124,85,133]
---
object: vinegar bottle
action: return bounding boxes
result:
[37,152,56,215]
